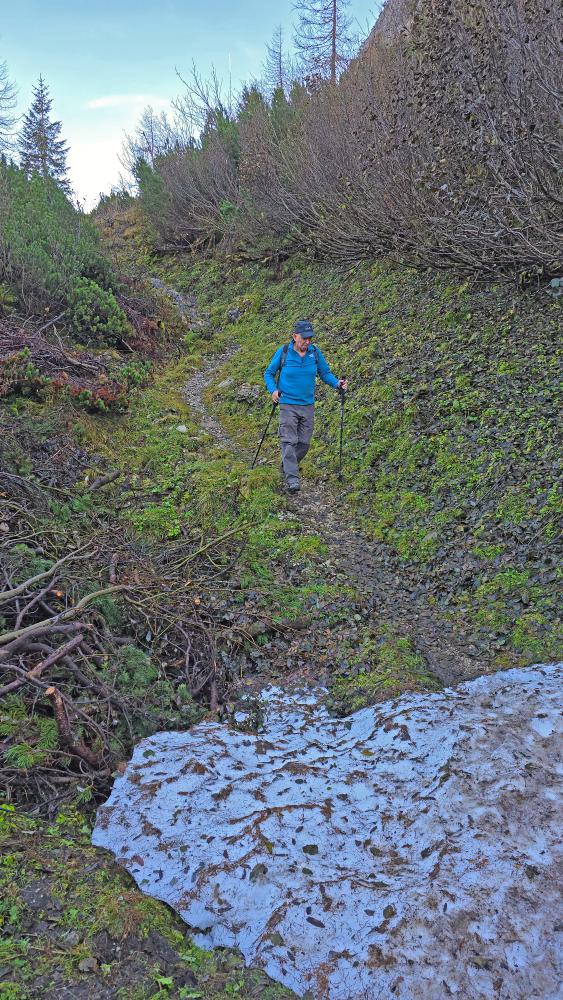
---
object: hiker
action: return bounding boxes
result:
[263,320,348,493]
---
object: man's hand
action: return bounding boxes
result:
[271,390,280,403]
[338,378,348,392]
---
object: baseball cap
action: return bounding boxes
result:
[293,320,314,338]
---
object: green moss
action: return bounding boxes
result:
[162,252,561,668]
[0,809,296,999]
[328,626,441,714]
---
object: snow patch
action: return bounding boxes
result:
[93,664,562,1000]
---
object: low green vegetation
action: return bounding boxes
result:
[0,159,116,319]
[328,627,441,715]
[67,276,130,347]
[0,806,294,999]
[154,249,561,684]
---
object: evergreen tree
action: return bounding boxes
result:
[293,0,353,83]
[19,76,70,190]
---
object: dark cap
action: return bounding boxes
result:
[293,319,314,338]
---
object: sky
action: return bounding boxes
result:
[1,0,381,208]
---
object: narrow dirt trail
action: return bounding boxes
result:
[289,479,481,685]
[182,343,241,446]
[182,341,486,689]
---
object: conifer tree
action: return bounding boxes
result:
[19,76,70,190]
[293,0,353,83]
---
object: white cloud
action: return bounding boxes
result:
[70,96,175,207]
[67,137,127,210]
[86,94,170,110]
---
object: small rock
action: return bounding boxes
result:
[236,384,260,403]
[176,424,188,433]
[78,956,98,973]
[61,930,81,946]
[250,863,268,882]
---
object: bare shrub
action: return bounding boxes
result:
[286,0,563,275]
[135,0,562,277]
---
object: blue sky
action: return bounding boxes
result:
[1,0,381,207]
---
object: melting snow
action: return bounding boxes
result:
[93,664,562,999]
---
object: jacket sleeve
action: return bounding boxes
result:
[264,346,283,394]
[315,347,340,389]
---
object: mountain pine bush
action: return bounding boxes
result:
[67,277,130,346]
[0,159,116,312]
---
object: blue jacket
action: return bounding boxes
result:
[264,342,339,406]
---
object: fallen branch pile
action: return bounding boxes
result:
[0,463,258,816]
[0,319,107,378]
[0,319,145,411]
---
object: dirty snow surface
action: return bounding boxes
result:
[93,665,562,1000]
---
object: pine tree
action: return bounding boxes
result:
[19,76,70,190]
[293,0,353,83]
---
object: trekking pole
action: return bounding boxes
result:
[251,400,278,469]
[337,378,346,481]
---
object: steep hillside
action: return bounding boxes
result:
[149,247,561,697]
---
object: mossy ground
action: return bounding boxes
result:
[0,806,294,1000]
[156,251,561,678]
[75,230,562,704]
[8,232,559,718]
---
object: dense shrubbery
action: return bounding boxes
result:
[67,276,130,346]
[133,0,562,278]
[0,157,117,313]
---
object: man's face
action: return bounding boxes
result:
[293,332,312,352]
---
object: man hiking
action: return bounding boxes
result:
[264,319,348,493]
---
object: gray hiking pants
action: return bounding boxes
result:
[279,403,314,486]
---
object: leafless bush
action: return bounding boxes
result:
[281,0,563,275]
[137,0,562,277]
[0,58,17,152]
[147,135,239,250]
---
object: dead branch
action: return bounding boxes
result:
[0,546,93,606]
[45,686,102,769]
[87,470,122,492]
[0,584,129,646]
[0,633,84,697]
[34,311,67,337]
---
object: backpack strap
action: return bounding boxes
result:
[275,341,291,383]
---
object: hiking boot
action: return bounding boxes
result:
[287,481,300,494]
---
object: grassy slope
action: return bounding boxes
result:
[156,250,561,676]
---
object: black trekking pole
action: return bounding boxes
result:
[251,400,278,469]
[337,378,346,481]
